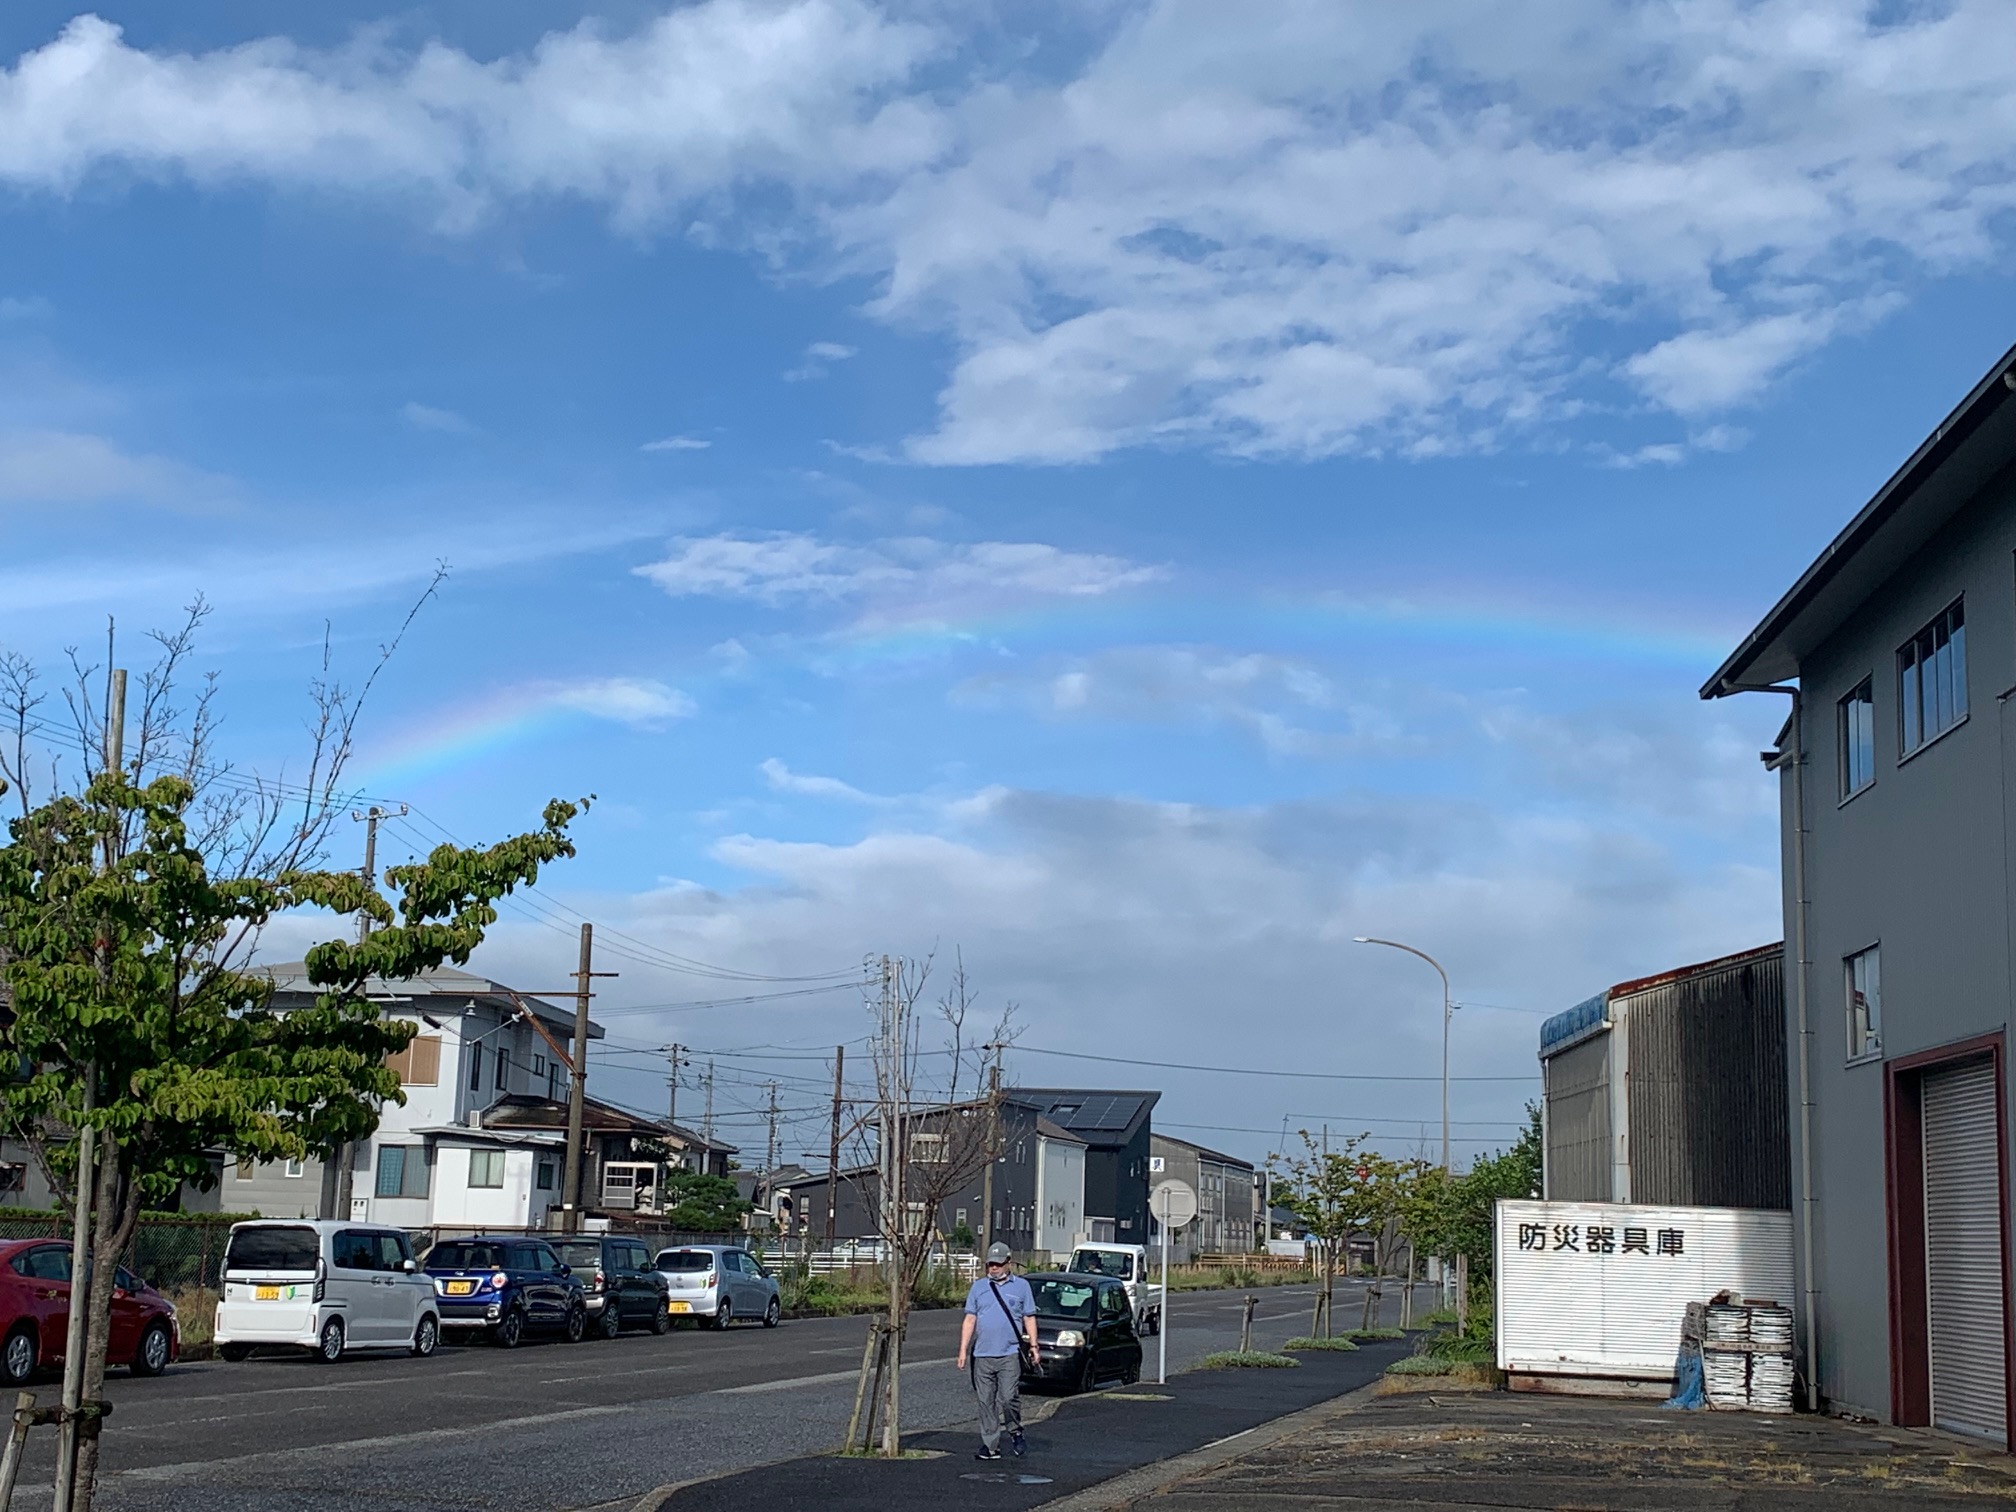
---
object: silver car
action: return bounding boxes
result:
[651,1244,780,1329]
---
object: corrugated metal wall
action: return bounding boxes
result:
[1626,951,1790,1208]
[1543,1035,1613,1201]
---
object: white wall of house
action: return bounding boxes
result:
[1035,1137,1086,1260]
[431,1144,542,1228]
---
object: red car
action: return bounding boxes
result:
[0,1239,180,1385]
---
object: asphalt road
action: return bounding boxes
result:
[4,1280,1404,1512]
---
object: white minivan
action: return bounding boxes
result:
[214,1220,440,1362]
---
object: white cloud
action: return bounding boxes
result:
[401,401,477,435]
[0,428,227,506]
[552,676,695,726]
[759,756,882,803]
[633,530,1165,614]
[641,435,711,452]
[784,340,858,381]
[8,4,2016,461]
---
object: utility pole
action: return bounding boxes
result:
[559,925,617,1233]
[980,1054,1002,1257]
[55,663,122,1512]
[665,1043,684,1128]
[348,803,408,944]
[703,1060,715,1144]
[827,1046,844,1251]
[764,1081,782,1173]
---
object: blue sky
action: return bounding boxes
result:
[3,0,2015,1169]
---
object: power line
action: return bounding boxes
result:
[1009,1045,1539,1083]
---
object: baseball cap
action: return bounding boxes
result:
[986,1242,1012,1265]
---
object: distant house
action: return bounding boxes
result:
[250,964,733,1231]
[1009,1090,1159,1245]
[1149,1134,1258,1260]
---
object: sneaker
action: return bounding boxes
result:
[974,1446,1003,1461]
[1009,1431,1026,1457]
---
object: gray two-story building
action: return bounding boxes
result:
[1705,343,2016,1445]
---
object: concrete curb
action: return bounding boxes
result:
[1027,1380,1383,1512]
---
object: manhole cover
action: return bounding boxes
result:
[960,1473,1055,1485]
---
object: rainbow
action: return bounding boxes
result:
[356,685,615,791]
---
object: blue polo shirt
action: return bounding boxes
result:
[965,1273,1035,1357]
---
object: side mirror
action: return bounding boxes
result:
[555,1263,571,1277]
[401,1258,417,1273]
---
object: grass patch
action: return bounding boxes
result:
[167,1286,218,1349]
[1345,1327,1404,1341]
[777,1266,967,1318]
[1424,1331,1495,1364]
[1163,1265,1313,1291]
[1374,1361,1501,1396]
[1385,1355,1456,1377]
[1416,1308,1459,1328]
[1199,1349,1300,1369]
[1283,1336,1359,1351]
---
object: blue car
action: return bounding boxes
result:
[423,1236,589,1348]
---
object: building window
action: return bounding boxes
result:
[234,1159,254,1182]
[374,1145,430,1200]
[532,1053,547,1079]
[1846,946,1882,1061]
[468,1150,506,1189]
[910,1133,947,1165]
[468,1041,484,1092]
[1898,599,1966,756]
[547,1062,561,1102]
[495,1047,510,1091]
[385,1034,442,1087]
[283,1158,305,1179]
[1838,679,1875,798]
[536,1159,557,1192]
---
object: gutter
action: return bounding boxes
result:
[1746,683,1821,1414]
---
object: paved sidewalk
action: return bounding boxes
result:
[1088,1385,2016,1510]
[647,1340,1411,1512]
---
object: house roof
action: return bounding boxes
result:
[256,963,601,1039]
[1703,342,2016,698]
[1008,1089,1159,1145]
[1151,1131,1254,1172]
[1540,942,1784,1058]
[1033,1117,1088,1145]
[482,1092,667,1139]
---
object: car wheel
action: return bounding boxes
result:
[411,1315,439,1358]
[132,1321,173,1377]
[762,1296,780,1329]
[1075,1355,1097,1395]
[648,1299,671,1336]
[219,1343,252,1363]
[1,1327,34,1386]
[313,1317,345,1364]
[598,1304,622,1340]
[493,1308,525,1349]
[710,1297,732,1331]
[563,1304,588,1344]
[1120,1358,1141,1386]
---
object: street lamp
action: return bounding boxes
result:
[1353,937,1454,1176]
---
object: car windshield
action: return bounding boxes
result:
[1031,1279,1097,1320]
[225,1226,319,1273]
[656,1250,713,1271]
[427,1241,509,1270]
[1068,1250,1131,1279]
[553,1242,603,1270]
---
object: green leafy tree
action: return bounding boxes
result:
[1269,1132,1408,1336]
[1398,1104,1542,1322]
[0,768,584,1510]
[661,1170,752,1232]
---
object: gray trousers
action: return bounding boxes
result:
[971,1352,1023,1449]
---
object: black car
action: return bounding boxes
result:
[1019,1271,1143,1394]
[550,1235,671,1338]
[423,1236,589,1348]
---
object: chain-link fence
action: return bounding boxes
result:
[0,1215,239,1290]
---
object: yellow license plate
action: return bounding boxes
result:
[445,1280,474,1296]
[255,1286,280,1302]
[667,1301,691,1314]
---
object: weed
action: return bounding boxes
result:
[1385,1355,1455,1376]
[1346,1327,1405,1341]
[1199,1349,1300,1369]
[1283,1336,1359,1351]
[166,1286,218,1349]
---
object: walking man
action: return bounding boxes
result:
[957,1241,1040,1460]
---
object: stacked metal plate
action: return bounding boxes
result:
[1750,1351,1796,1413]
[1703,1348,1751,1406]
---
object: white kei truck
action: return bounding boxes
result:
[1064,1242,1164,1335]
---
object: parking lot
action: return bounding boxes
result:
[7,1281,1360,1512]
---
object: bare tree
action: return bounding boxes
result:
[847,950,1016,1456]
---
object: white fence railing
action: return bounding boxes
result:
[755,1242,981,1277]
